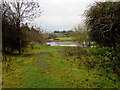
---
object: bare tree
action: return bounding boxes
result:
[2,0,41,54]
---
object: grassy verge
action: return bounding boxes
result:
[2,43,120,88]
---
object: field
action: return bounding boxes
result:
[2,1,120,89]
[2,43,120,88]
[55,37,74,41]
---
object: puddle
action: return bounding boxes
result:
[39,52,51,69]
[38,60,49,69]
[39,52,51,57]
[23,54,34,57]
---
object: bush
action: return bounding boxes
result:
[85,2,120,48]
[62,47,120,76]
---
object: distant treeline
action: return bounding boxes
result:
[54,30,73,33]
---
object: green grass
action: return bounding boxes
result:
[2,43,120,88]
[55,37,74,40]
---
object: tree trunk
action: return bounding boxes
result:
[88,39,91,47]
[16,20,21,54]
[18,39,21,54]
[17,2,21,54]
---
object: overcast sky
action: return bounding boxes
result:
[33,0,102,33]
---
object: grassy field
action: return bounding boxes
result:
[55,37,74,41]
[2,43,120,88]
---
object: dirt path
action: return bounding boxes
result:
[38,52,50,69]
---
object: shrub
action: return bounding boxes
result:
[62,47,120,76]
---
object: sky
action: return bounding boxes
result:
[33,0,102,33]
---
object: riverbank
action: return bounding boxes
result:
[2,43,120,88]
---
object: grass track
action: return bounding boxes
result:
[2,43,120,88]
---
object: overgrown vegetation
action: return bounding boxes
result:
[62,47,120,77]
[58,2,120,86]
[2,43,120,88]
[73,25,91,47]
[85,2,120,48]
[2,0,120,88]
[2,0,43,54]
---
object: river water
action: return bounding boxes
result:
[45,41,95,47]
[46,42,82,47]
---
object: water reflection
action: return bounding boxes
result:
[45,42,95,47]
[46,42,79,46]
